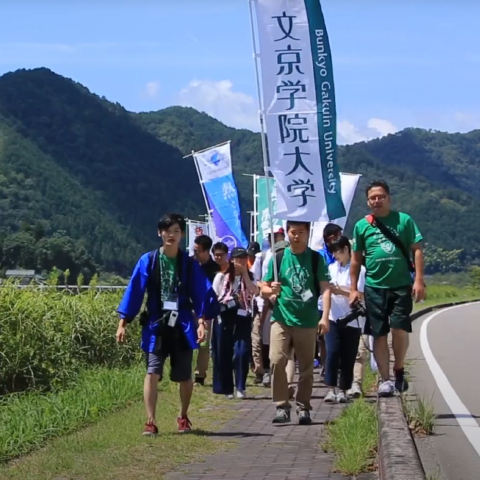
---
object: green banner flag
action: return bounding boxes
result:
[255,176,284,244]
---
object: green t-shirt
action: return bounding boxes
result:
[352,211,423,289]
[263,247,329,328]
[159,252,177,301]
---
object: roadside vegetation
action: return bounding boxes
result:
[322,362,378,476]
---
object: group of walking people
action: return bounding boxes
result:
[115,179,426,434]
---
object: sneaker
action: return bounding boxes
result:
[313,359,320,369]
[254,373,263,384]
[177,415,192,433]
[378,380,395,397]
[272,407,291,424]
[348,382,362,399]
[142,422,158,436]
[262,372,271,387]
[236,389,246,399]
[324,389,337,403]
[394,368,409,393]
[194,377,205,386]
[337,391,348,403]
[225,394,234,399]
[297,409,312,425]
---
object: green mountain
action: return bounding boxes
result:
[135,106,480,270]
[0,67,477,277]
[0,68,206,279]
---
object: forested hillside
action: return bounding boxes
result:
[0,68,206,279]
[136,106,480,271]
[0,67,478,277]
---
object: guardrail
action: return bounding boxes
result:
[0,284,127,291]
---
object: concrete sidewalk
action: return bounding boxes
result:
[165,376,376,480]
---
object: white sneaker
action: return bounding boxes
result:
[324,389,337,403]
[337,390,348,403]
[348,382,362,399]
[377,380,395,397]
[225,394,234,400]
[236,390,246,399]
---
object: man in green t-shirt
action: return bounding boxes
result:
[261,220,331,425]
[350,180,425,398]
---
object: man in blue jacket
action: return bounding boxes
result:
[116,213,215,436]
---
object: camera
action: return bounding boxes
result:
[336,300,367,329]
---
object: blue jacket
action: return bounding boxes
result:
[117,249,217,353]
[318,244,336,267]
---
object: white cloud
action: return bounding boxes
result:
[142,81,160,99]
[338,118,398,145]
[337,120,368,144]
[367,118,398,137]
[176,79,259,131]
[175,79,400,145]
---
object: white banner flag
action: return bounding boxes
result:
[309,173,361,250]
[187,221,213,255]
[251,0,345,222]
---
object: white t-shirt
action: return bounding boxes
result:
[212,272,241,298]
[251,249,273,312]
[328,261,366,330]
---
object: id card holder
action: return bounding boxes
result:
[238,309,248,317]
[163,294,178,311]
[227,299,236,309]
[301,290,313,301]
[168,310,179,327]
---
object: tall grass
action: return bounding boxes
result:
[323,399,378,476]
[0,365,143,461]
[0,281,140,394]
[0,280,148,461]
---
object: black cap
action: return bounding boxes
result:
[231,247,248,258]
[247,241,261,256]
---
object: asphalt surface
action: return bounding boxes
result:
[409,302,480,480]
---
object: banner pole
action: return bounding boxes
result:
[252,174,258,243]
[190,149,214,230]
[183,140,231,159]
[248,0,278,281]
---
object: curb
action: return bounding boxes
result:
[377,299,479,480]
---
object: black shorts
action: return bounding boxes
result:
[364,285,413,338]
[145,336,193,383]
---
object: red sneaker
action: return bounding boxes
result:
[177,415,192,433]
[142,422,158,436]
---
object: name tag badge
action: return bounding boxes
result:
[227,299,236,309]
[238,309,248,317]
[168,310,179,327]
[164,294,178,311]
[302,290,313,301]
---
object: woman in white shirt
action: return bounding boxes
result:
[211,247,258,399]
[323,235,367,404]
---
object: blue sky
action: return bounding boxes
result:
[1,1,479,144]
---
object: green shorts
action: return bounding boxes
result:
[364,285,413,337]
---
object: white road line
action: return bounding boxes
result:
[420,303,480,456]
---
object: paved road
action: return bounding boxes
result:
[409,302,480,480]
